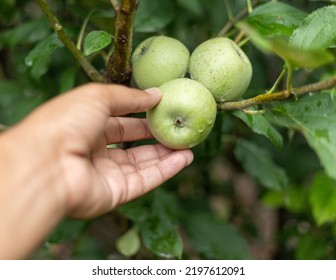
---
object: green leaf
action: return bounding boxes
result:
[59,67,78,93]
[262,187,309,213]
[183,212,250,259]
[120,190,182,258]
[118,197,150,223]
[141,220,183,259]
[262,191,285,208]
[237,22,334,68]
[290,6,336,50]
[268,92,336,180]
[234,139,289,191]
[83,30,113,56]
[0,81,45,125]
[284,188,309,212]
[177,0,204,17]
[0,18,50,49]
[48,218,87,243]
[138,190,183,259]
[233,110,283,148]
[116,227,141,257]
[309,173,336,226]
[0,0,15,22]
[134,0,175,32]
[245,2,307,37]
[295,233,327,260]
[25,33,64,79]
[0,81,22,123]
[271,38,335,68]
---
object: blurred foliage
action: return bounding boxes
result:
[1,0,336,260]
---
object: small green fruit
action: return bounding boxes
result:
[131,36,190,89]
[189,37,253,102]
[147,78,217,149]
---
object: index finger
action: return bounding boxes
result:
[77,83,162,116]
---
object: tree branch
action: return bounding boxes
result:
[218,75,336,111]
[36,0,106,83]
[106,0,139,84]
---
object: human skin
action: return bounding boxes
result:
[0,83,193,259]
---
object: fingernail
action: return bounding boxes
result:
[145,87,161,95]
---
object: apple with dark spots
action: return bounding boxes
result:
[189,37,252,102]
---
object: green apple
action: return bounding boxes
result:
[189,37,253,102]
[131,36,190,89]
[147,78,217,149]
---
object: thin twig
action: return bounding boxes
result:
[267,66,287,94]
[36,0,106,83]
[218,0,260,37]
[217,75,336,111]
[106,0,139,84]
[234,30,245,44]
[76,9,96,50]
[223,0,233,22]
[109,0,120,12]
[247,0,253,13]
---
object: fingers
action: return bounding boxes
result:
[22,83,161,153]
[74,83,162,117]
[122,148,194,204]
[106,144,194,206]
[108,143,175,165]
[104,117,152,144]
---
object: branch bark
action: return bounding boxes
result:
[218,75,336,111]
[36,0,106,83]
[106,0,139,84]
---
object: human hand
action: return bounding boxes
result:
[0,83,193,258]
[28,83,194,218]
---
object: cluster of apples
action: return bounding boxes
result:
[131,36,253,149]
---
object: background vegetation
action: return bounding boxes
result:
[1,0,336,259]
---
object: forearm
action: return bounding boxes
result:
[0,125,66,259]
